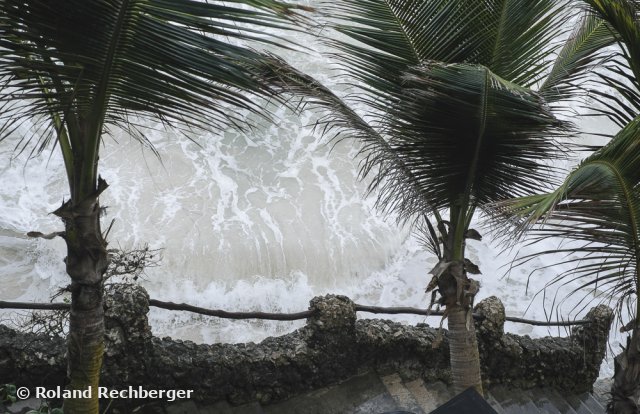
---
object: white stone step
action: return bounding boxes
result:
[381,373,425,414]
[404,379,456,413]
[404,379,439,413]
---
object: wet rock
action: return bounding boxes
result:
[0,325,66,387]
[474,296,505,341]
[307,295,356,336]
[478,301,614,393]
[571,304,614,392]
[102,283,154,386]
[0,285,613,407]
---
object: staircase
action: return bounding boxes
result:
[143,371,607,414]
[376,373,606,414]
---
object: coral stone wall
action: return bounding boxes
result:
[0,285,613,405]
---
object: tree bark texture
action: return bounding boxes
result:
[448,304,483,396]
[437,260,483,396]
[56,180,109,414]
[608,328,640,414]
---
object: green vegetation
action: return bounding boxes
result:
[494,2,640,412]
[4,0,640,413]
[0,1,308,412]
[1,384,17,407]
[259,0,610,395]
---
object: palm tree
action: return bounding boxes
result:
[494,118,640,414]
[0,1,309,412]
[492,1,640,412]
[258,0,616,394]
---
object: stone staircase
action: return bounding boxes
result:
[146,371,607,414]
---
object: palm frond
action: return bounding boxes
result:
[318,0,573,110]
[585,0,640,84]
[539,12,616,105]
[491,115,640,310]
[257,54,572,248]
[0,0,310,198]
[588,53,640,127]
[576,0,640,126]
[0,0,309,145]
[305,0,577,226]
[256,54,445,228]
[379,63,572,219]
[469,0,573,87]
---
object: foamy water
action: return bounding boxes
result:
[0,4,629,379]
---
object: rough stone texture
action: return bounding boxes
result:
[474,296,505,342]
[0,324,66,385]
[475,300,613,393]
[356,320,450,383]
[572,305,614,391]
[0,286,613,407]
[308,295,356,335]
[102,283,154,385]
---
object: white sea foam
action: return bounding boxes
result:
[0,3,627,380]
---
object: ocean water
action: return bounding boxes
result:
[0,4,628,379]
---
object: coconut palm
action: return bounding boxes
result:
[493,117,640,414]
[0,1,308,412]
[257,0,619,394]
[492,1,640,412]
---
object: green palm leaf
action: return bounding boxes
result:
[571,0,640,127]
[585,0,640,83]
[539,12,616,105]
[260,0,594,395]
[321,0,572,107]
[491,118,640,408]
[0,0,308,193]
[378,63,572,222]
[492,115,640,308]
[0,1,310,411]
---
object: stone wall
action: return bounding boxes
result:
[0,285,613,406]
[475,297,612,392]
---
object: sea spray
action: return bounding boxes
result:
[0,1,624,379]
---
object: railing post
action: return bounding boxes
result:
[474,296,505,342]
[474,296,506,388]
[306,295,358,379]
[102,284,153,385]
[571,304,613,391]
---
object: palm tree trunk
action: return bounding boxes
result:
[608,328,640,414]
[65,299,104,413]
[56,181,109,414]
[448,304,483,396]
[437,258,483,395]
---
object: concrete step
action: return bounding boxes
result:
[422,381,454,410]
[565,393,603,414]
[261,371,389,414]
[229,402,265,414]
[197,374,607,414]
[566,393,605,414]
[577,393,605,414]
[200,401,234,414]
[527,387,562,414]
[404,379,440,413]
[592,378,612,408]
[488,385,538,414]
[485,392,505,414]
[518,393,542,414]
[545,389,579,414]
[380,374,425,414]
[351,392,400,414]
